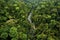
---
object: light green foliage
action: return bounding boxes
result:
[9,27,18,38]
[11,38,18,40]
[19,32,27,40]
[37,33,47,40]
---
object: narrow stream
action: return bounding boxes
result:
[23,0,40,40]
[27,11,35,29]
[27,6,36,40]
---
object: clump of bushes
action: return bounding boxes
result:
[32,0,60,40]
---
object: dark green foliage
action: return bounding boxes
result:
[0,0,60,40]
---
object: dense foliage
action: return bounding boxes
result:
[0,0,60,40]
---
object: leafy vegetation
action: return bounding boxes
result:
[0,0,60,40]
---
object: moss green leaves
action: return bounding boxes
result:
[0,32,8,39]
